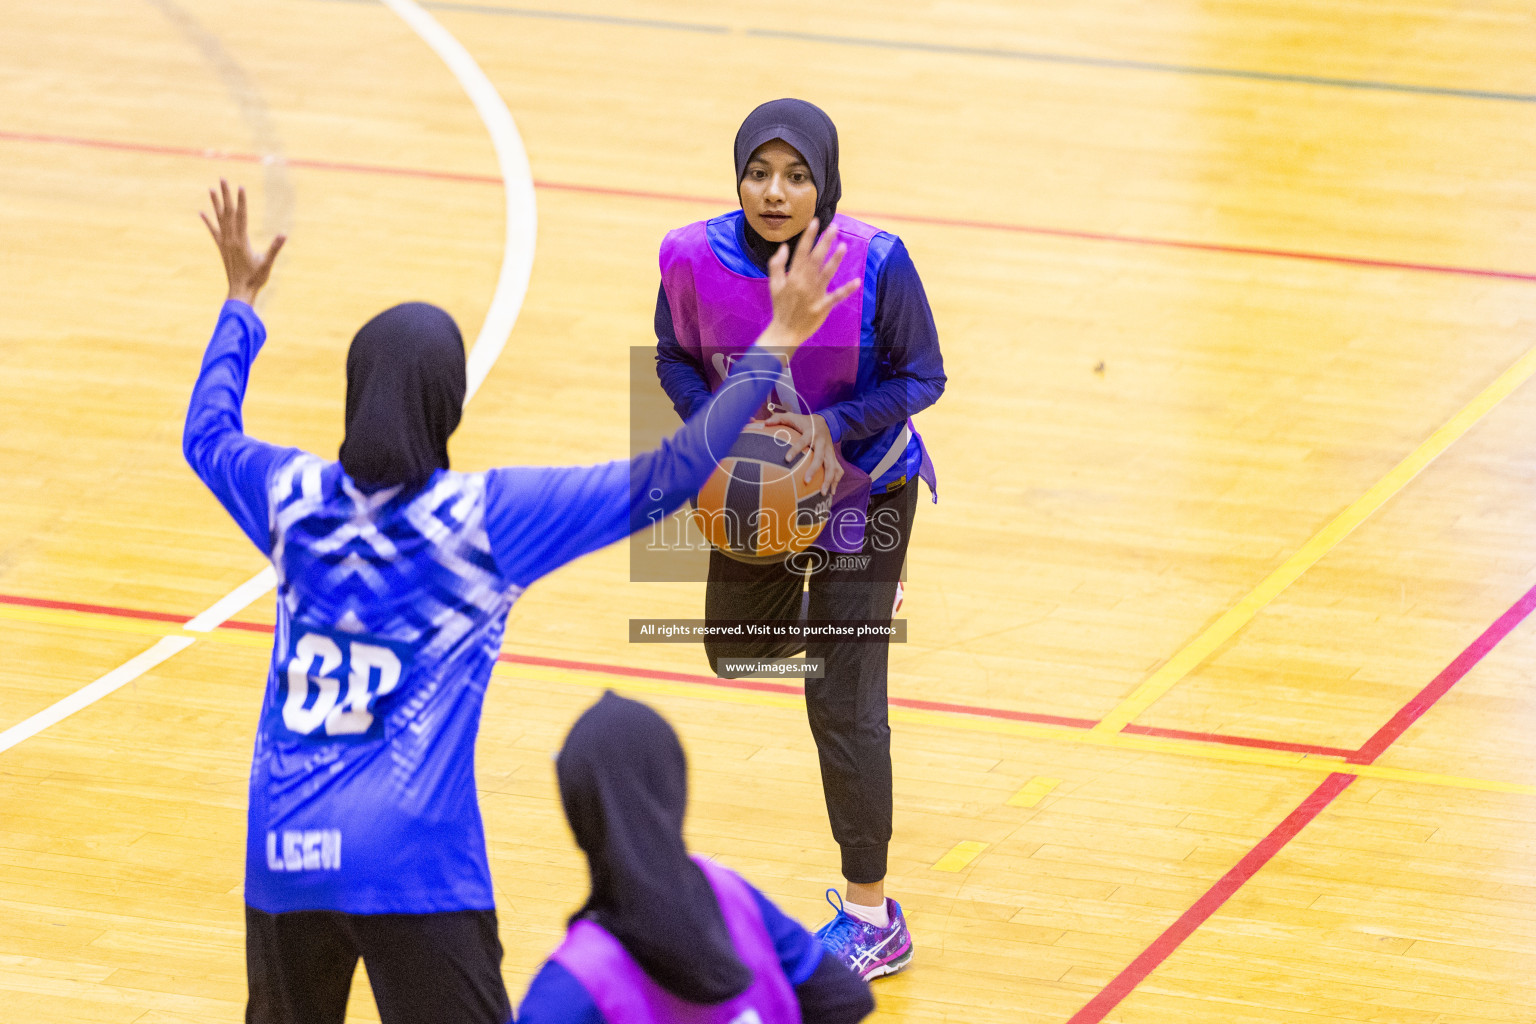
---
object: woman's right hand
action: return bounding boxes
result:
[201,178,286,305]
[759,218,860,356]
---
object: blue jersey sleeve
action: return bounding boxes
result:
[515,960,604,1024]
[182,300,300,555]
[746,881,875,1022]
[654,281,714,420]
[793,954,876,1023]
[484,349,782,588]
[817,237,946,444]
[747,883,824,985]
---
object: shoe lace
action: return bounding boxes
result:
[815,888,861,949]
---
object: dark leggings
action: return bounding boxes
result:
[245,906,511,1024]
[704,482,918,884]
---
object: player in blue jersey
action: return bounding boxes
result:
[184,180,858,1024]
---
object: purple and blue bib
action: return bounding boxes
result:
[552,858,802,1024]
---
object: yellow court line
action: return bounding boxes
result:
[7,603,1531,797]
[1093,340,1536,737]
[1008,776,1061,807]
[0,604,272,650]
[883,707,1536,796]
[931,841,989,873]
[491,661,809,713]
[0,604,190,642]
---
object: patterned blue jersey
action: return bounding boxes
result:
[248,461,516,912]
[185,301,780,914]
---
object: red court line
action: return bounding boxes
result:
[1065,581,1536,1023]
[496,650,800,696]
[0,593,188,626]
[1349,580,1536,764]
[500,652,1102,727]
[5,128,1536,285]
[0,130,505,188]
[863,210,1536,284]
[220,618,276,633]
[889,696,1098,730]
[0,591,1328,753]
[1065,772,1356,1024]
[6,583,1528,1024]
[1124,723,1353,759]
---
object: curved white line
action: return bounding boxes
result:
[187,3,541,618]
[2,2,537,751]
[378,0,538,402]
[184,566,285,631]
[0,637,197,754]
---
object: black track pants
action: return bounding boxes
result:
[704,482,918,884]
[245,905,512,1024]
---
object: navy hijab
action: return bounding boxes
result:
[557,692,752,1004]
[338,302,466,491]
[734,98,842,268]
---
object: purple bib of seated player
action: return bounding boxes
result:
[551,858,803,1024]
[661,213,877,554]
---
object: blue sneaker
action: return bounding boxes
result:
[813,889,913,980]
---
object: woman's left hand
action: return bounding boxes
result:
[763,411,844,496]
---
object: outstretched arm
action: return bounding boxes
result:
[745,885,875,1023]
[486,220,860,588]
[485,347,783,586]
[183,181,294,555]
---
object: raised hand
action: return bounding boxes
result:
[761,218,860,354]
[200,179,286,305]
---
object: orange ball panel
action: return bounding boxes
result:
[692,423,832,562]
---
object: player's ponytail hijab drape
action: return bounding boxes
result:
[556,692,754,1004]
[338,302,466,491]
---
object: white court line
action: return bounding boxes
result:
[183,565,280,632]
[378,0,538,402]
[0,637,197,754]
[1,0,535,753]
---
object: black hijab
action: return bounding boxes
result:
[733,98,841,269]
[557,692,752,1004]
[338,302,466,492]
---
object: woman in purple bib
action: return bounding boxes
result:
[654,99,946,979]
[515,692,875,1024]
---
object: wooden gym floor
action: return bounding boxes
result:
[2,0,1535,1020]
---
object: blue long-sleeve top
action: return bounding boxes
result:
[184,300,784,586]
[516,879,873,1024]
[655,211,945,494]
[182,300,786,917]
